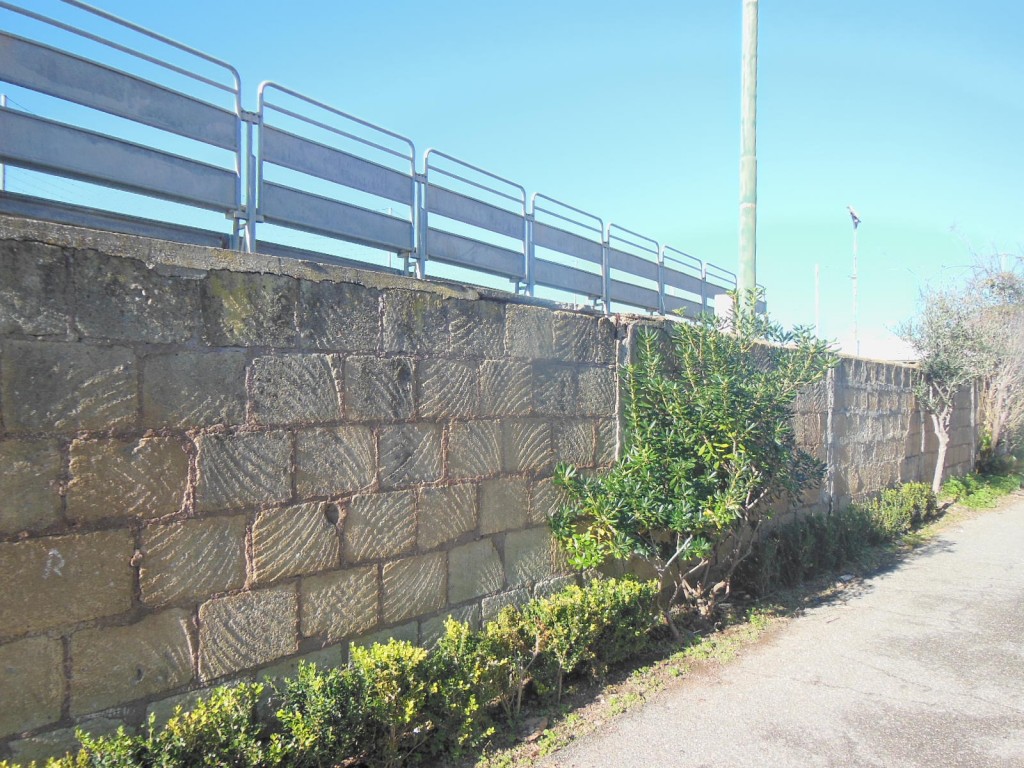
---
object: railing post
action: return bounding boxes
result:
[525,208,535,297]
[657,246,666,315]
[415,169,427,279]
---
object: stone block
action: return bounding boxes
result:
[351,621,418,650]
[481,588,529,622]
[0,240,67,336]
[382,552,447,624]
[142,349,247,428]
[595,419,618,466]
[146,689,208,729]
[1,340,136,432]
[198,585,299,681]
[344,491,416,563]
[67,436,189,522]
[504,527,558,586]
[576,366,616,417]
[379,423,443,489]
[0,636,64,738]
[0,439,63,536]
[300,565,379,643]
[533,363,578,417]
[420,603,482,648]
[201,270,297,347]
[417,483,477,550]
[479,359,532,417]
[256,645,346,687]
[417,359,479,419]
[479,477,529,535]
[553,311,600,363]
[299,279,380,352]
[140,516,247,608]
[505,304,553,360]
[0,531,133,637]
[534,574,577,599]
[195,431,292,511]
[253,502,341,584]
[250,354,342,424]
[448,420,502,480]
[71,609,194,715]
[502,419,553,473]
[344,356,414,422]
[73,249,197,343]
[448,299,505,357]
[448,539,504,605]
[295,426,376,498]
[382,290,447,355]
[528,476,567,526]
[595,316,618,364]
[554,421,596,467]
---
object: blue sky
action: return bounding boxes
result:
[3,1,1022,358]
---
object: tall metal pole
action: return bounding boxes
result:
[0,95,6,192]
[738,0,759,311]
[848,205,861,356]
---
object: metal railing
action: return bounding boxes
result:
[0,0,766,316]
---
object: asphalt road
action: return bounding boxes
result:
[543,498,1024,768]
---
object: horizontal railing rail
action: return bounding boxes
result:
[0,0,766,318]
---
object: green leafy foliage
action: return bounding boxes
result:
[552,301,837,623]
[941,471,1023,508]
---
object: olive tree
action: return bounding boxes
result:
[550,298,836,632]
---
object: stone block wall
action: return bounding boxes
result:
[0,216,615,762]
[0,215,978,761]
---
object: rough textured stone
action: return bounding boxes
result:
[528,476,566,526]
[481,588,530,621]
[250,354,342,424]
[417,484,476,550]
[7,728,85,766]
[448,539,504,605]
[479,359,532,417]
[198,586,298,681]
[256,645,346,686]
[380,423,442,489]
[299,280,379,352]
[195,431,292,511]
[553,311,599,363]
[73,249,197,343]
[140,516,247,607]
[479,477,529,535]
[420,603,482,647]
[382,552,447,624]
[202,270,297,347]
[504,527,558,586]
[142,349,247,428]
[382,290,447,355]
[0,440,62,535]
[0,240,67,336]
[502,419,553,473]
[533,363,578,417]
[577,366,616,417]
[351,622,418,650]
[146,689,207,729]
[344,356,414,421]
[0,531,133,637]
[0,636,64,738]
[344,491,416,563]
[534,574,577,599]
[449,299,505,357]
[417,359,478,419]
[300,565,379,642]
[67,437,189,522]
[595,418,619,465]
[505,304,553,359]
[252,502,341,584]
[554,421,595,467]
[1,341,136,431]
[295,426,376,498]
[71,609,194,715]
[448,421,502,479]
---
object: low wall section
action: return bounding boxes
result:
[0,215,975,762]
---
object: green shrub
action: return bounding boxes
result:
[866,488,914,540]
[942,472,1021,507]
[155,683,268,767]
[270,662,366,768]
[898,482,938,523]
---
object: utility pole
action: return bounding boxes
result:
[847,205,861,356]
[738,0,759,311]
